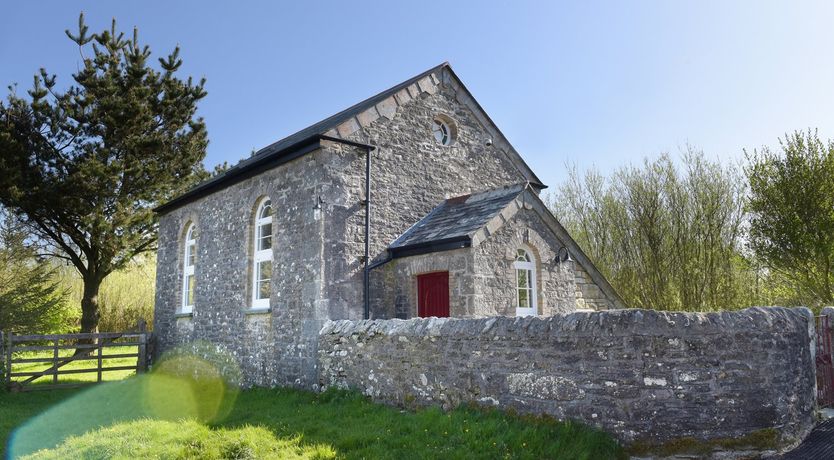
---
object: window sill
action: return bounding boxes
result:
[244,308,271,315]
[174,312,193,318]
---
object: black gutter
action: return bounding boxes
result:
[154,135,322,214]
[318,134,375,151]
[154,135,377,215]
[367,255,393,271]
[363,143,372,320]
[388,235,471,259]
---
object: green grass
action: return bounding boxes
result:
[19,419,336,460]
[0,384,625,459]
[8,345,139,386]
[0,389,79,457]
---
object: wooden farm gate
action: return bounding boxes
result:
[1,321,151,392]
[816,315,834,408]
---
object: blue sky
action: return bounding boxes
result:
[3,1,833,188]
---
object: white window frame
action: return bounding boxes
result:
[251,199,273,310]
[433,119,451,146]
[180,224,196,314]
[514,248,537,317]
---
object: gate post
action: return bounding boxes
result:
[4,332,12,390]
[0,331,4,387]
[137,319,148,373]
[818,307,834,408]
[823,307,834,345]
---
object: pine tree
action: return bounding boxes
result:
[0,209,71,333]
[0,13,209,332]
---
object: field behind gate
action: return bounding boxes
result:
[1,326,149,392]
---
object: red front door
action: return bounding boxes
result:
[417,272,450,318]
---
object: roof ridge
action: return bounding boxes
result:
[454,182,530,203]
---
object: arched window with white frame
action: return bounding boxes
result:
[514,248,537,316]
[181,224,197,313]
[251,199,273,309]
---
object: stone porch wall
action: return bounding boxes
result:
[317,307,816,446]
[371,249,474,319]
[369,204,615,319]
[574,264,611,310]
[473,205,580,316]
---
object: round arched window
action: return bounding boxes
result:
[432,117,455,146]
[514,248,537,317]
[252,198,273,310]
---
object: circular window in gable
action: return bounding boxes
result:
[432,115,457,146]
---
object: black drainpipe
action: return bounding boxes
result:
[318,135,376,319]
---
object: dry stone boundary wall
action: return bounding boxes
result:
[317,307,816,445]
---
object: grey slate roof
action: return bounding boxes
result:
[155,63,449,214]
[389,183,529,255]
[155,61,545,214]
[252,63,448,159]
[385,181,628,308]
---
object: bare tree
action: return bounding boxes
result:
[549,148,751,311]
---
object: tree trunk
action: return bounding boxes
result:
[80,274,102,333]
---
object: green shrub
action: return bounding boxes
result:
[55,254,156,332]
[0,212,74,334]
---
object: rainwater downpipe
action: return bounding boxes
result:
[318,135,376,319]
[362,141,372,320]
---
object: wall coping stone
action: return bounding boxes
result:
[320,306,813,339]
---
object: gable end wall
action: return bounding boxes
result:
[474,206,581,316]
[319,68,535,317]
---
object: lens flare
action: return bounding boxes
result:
[8,341,241,458]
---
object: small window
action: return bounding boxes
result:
[181,224,197,313]
[252,199,273,309]
[514,248,537,317]
[432,115,458,146]
[433,119,451,145]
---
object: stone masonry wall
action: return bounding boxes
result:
[372,249,473,319]
[154,148,332,388]
[319,68,532,319]
[317,307,816,445]
[474,205,578,316]
[574,264,611,310]
[369,203,614,319]
[315,67,617,316]
[370,196,615,319]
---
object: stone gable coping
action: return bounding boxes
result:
[374,95,399,120]
[407,83,421,99]
[356,106,380,128]
[394,88,412,105]
[417,76,438,95]
[336,117,361,138]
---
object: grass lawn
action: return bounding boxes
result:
[0,383,626,459]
